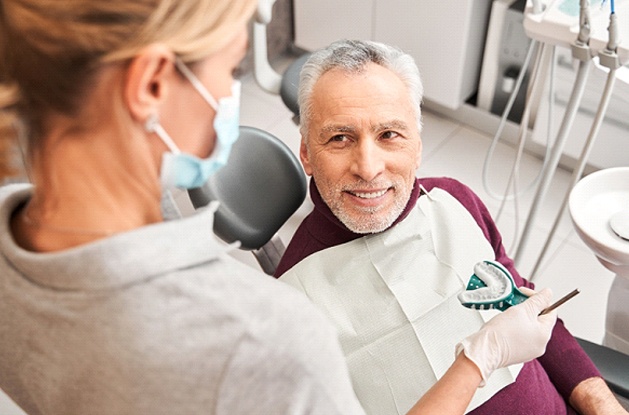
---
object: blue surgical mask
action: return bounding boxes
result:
[146,59,241,189]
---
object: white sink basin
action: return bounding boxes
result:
[569,167,629,276]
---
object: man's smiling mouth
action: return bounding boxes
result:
[348,189,388,199]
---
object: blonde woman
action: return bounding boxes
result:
[0,1,557,414]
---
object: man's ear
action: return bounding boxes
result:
[124,44,176,123]
[299,137,313,176]
[415,135,423,170]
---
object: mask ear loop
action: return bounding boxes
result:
[174,58,219,110]
[12,118,32,182]
[145,114,180,155]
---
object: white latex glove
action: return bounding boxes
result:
[456,287,557,385]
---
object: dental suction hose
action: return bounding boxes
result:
[514,0,593,266]
[482,0,553,209]
[530,70,617,279]
[578,0,591,46]
[529,4,621,280]
[514,60,591,265]
[482,39,539,204]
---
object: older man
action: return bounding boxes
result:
[275,40,626,414]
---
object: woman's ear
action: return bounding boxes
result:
[124,44,176,123]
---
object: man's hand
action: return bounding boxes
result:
[569,376,629,414]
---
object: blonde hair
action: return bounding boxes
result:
[0,0,256,179]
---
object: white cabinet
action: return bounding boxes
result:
[294,0,374,51]
[294,0,493,109]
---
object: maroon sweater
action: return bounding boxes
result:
[275,177,600,414]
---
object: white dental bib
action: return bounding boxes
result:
[280,187,522,414]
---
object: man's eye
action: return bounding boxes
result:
[329,134,348,142]
[381,131,400,140]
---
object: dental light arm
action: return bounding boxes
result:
[256,0,277,24]
[253,0,283,94]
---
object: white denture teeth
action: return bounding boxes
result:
[458,261,512,305]
[353,189,387,199]
[458,260,530,311]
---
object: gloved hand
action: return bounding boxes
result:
[456,287,557,385]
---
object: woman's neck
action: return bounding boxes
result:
[15,127,164,252]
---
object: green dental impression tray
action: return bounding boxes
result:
[458,260,529,311]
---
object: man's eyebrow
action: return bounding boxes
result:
[372,120,409,132]
[319,124,356,137]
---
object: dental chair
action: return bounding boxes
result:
[188,126,307,275]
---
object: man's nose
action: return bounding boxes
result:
[349,139,385,182]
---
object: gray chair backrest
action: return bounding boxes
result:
[280,53,311,121]
[188,126,307,253]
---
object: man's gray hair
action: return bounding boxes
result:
[298,39,424,138]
